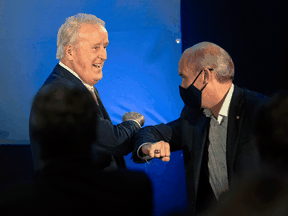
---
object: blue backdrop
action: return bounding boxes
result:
[0,0,186,215]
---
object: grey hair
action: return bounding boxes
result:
[189,42,234,83]
[56,13,105,59]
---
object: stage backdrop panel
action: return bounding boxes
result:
[0,0,186,215]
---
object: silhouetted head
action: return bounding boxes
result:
[210,175,288,216]
[30,85,98,163]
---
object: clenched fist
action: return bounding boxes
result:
[142,141,170,162]
[122,111,145,126]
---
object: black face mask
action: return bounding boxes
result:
[179,69,208,109]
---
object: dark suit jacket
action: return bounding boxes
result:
[29,63,141,171]
[0,158,153,216]
[132,84,270,215]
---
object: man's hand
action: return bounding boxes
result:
[142,141,170,162]
[122,111,145,126]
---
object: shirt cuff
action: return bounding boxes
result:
[128,119,142,128]
[137,143,152,160]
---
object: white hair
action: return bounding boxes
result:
[190,42,234,83]
[56,13,105,59]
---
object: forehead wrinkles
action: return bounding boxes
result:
[78,24,106,39]
[76,30,108,49]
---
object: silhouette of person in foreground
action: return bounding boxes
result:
[0,86,153,216]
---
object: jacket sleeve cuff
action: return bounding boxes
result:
[127,119,142,128]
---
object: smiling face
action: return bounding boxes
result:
[68,24,109,85]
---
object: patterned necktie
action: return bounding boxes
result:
[88,87,99,106]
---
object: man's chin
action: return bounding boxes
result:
[93,73,103,84]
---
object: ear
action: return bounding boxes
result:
[202,68,211,83]
[64,44,75,61]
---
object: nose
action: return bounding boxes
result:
[98,46,107,61]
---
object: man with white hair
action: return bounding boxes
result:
[132,42,270,215]
[29,13,145,171]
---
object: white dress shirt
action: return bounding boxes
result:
[203,83,234,124]
[59,61,95,91]
[203,83,234,200]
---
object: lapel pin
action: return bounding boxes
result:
[236,116,240,119]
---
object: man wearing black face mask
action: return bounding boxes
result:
[131,42,270,215]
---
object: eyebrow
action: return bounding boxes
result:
[92,42,109,46]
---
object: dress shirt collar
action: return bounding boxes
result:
[203,83,234,124]
[58,61,95,91]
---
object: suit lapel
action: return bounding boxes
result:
[192,113,210,197]
[52,64,86,88]
[52,64,125,169]
[93,87,112,122]
[93,87,126,168]
[182,106,210,199]
[54,64,112,123]
[226,85,245,184]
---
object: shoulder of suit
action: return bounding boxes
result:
[241,87,270,105]
[239,87,271,116]
[41,64,85,90]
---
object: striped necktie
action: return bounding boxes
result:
[88,87,99,106]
